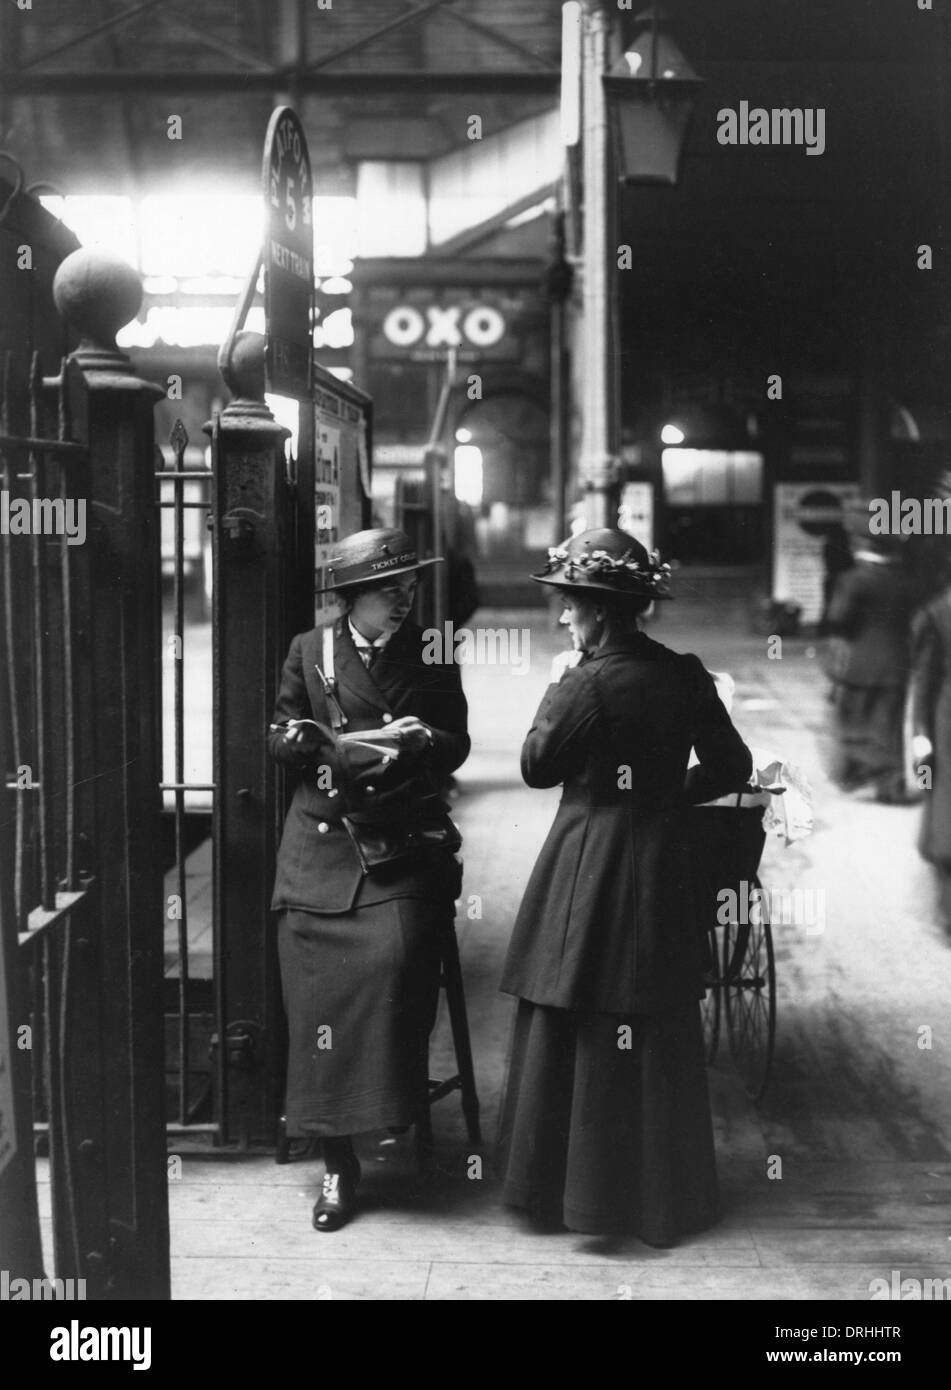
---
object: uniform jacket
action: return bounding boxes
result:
[269,617,470,914]
[824,557,915,688]
[499,632,752,1016]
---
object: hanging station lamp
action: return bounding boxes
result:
[602,3,703,185]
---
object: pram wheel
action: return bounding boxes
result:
[722,873,776,1103]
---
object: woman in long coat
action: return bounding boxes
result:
[499,528,752,1246]
[823,538,915,802]
[269,528,469,1231]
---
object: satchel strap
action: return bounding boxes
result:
[313,623,348,730]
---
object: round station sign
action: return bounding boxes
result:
[262,106,313,398]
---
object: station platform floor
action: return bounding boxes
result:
[154,577,951,1303]
[40,573,951,1303]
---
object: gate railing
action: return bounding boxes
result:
[1,349,92,1285]
[157,337,295,1150]
[0,242,170,1299]
[157,419,218,1135]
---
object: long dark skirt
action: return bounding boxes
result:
[829,682,906,795]
[499,999,719,1246]
[277,898,444,1137]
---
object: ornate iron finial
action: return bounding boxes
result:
[52,247,143,372]
[169,418,189,464]
[219,330,266,404]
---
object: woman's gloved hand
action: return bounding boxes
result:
[281,719,327,755]
[386,715,434,754]
[550,650,583,683]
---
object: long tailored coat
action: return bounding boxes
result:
[824,554,915,795]
[500,631,752,1017]
[269,617,470,913]
[825,556,914,689]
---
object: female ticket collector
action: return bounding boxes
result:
[268,528,470,1232]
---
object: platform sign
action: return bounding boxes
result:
[262,106,313,398]
[772,482,861,625]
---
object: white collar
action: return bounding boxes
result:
[348,618,390,650]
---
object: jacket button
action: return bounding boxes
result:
[327,788,338,798]
[317,822,330,833]
[365,786,375,795]
[382,713,393,723]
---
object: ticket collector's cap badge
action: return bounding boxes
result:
[321,527,443,590]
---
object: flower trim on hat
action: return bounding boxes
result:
[542,545,672,592]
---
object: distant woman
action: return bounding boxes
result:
[824,536,915,803]
[910,580,951,873]
[499,528,752,1246]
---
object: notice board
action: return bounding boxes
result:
[303,362,373,624]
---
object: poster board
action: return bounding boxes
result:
[772,482,862,625]
[310,364,373,623]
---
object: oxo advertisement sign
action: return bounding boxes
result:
[368,286,530,362]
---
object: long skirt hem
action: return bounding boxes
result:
[499,998,719,1247]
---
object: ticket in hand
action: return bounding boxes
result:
[336,728,404,763]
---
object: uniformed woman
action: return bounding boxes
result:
[499,528,752,1246]
[268,528,470,1231]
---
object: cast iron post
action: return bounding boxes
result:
[206,332,292,1148]
[53,247,170,1299]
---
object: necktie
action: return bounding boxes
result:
[362,645,382,671]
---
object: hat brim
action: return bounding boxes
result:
[317,555,443,594]
[532,573,674,600]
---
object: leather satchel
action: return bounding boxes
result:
[342,795,462,875]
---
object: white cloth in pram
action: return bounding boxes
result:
[688,670,815,845]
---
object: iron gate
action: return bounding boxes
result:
[0,167,374,1299]
[0,173,169,1299]
[159,354,373,1150]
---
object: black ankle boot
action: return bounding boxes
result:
[313,1138,361,1232]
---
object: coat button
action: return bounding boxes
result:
[317,822,330,833]
[365,786,375,795]
[382,713,393,723]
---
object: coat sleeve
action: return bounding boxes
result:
[683,657,753,805]
[423,654,471,781]
[267,633,336,770]
[910,607,942,743]
[825,569,861,637]
[520,667,601,788]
